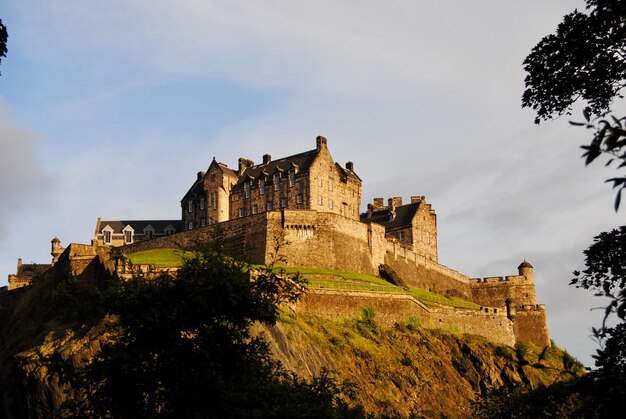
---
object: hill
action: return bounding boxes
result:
[0,260,582,418]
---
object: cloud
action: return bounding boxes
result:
[0,100,52,243]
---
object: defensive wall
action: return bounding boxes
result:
[120,210,387,276]
[12,209,549,347]
[297,289,516,347]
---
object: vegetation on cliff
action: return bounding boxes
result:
[0,248,584,418]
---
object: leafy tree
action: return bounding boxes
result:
[59,250,361,418]
[0,19,6,74]
[522,0,626,123]
[572,227,626,373]
[523,0,626,210]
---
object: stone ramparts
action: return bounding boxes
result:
[297,289,515,346]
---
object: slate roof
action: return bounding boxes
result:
[182,160,237,202]
[98,220,182,234]
[231,149,319,192]
[360,202,421,229]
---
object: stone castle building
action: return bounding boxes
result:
[6,136,551,348]
[180,136,361,230]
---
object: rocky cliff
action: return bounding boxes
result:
[0,278,582,418]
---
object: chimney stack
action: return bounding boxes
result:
[373,198,384,210]
[346,161,354,172]
[388,197,403,210]
[410,196,421,204]
[316,135,328,151]
[263,154,272,164]
[197,171,205,181]
[238,157,254,174]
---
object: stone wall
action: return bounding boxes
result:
[297,289,515,347]
[513,305,550,347]
[120,212,271,264]
[470,275,538,307]
[383,242,471,299]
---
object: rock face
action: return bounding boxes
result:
[256,312,579,417]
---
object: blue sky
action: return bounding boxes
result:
[0,0,622,367]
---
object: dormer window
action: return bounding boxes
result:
[102,225,113,245]
[245,181,251,198]
[122,225,134,244]
[144,225,155,240]
[289,170,296,187]
[260,178,265,195]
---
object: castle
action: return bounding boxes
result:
[5,136,550,348]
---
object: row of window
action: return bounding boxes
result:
[102,228,175,244]
[189,192,219,213]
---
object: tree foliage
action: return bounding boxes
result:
[572,227,626,375]
[522,0,626,123]
[58,250,361,418]
[523,1,626,209]
[0,19,6,74]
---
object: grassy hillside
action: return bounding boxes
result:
[125,249,480,309]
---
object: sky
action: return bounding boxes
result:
[0,0,622,367]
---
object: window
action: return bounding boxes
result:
[329,198,333,209]
[245,181,251,198]
[281,198,287,208]
[267,201,273,211]
[201,217,206,227]
[252,204,258,214]
[200,197,205,210]
[188,220,193,230]
[318,196,323,206]
[209,193,213,208]
[213,192,218,209]
[351,206,355,215]
[274,173,280,191]
[427,232,431,244]
[260,178,265,195]
[289,170,296,187]
[239,208,245,218]
[103,230,112,244]
[399,231,405,240]
[188,200,193,213]
[124,230,133,244]
[328,179,333,191]
[296,194,303,204]
[318,177,322,187]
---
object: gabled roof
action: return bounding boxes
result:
[98,220,182,234]
[360,202,421,229]
[231,149,320,192]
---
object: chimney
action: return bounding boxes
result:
[410,196,421,204]
[316,135,328,151]
[238,157,254,174]
[346,161,354,172]
[388,197,403,210]
[17,258,22,270]
[263,154,272,164]
[197,171,205,181]
[367,203,373,218]
[373,198,384,210]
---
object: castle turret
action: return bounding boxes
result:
[51,237,64,265]
[518,259,534,282]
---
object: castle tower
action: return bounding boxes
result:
[51,237,64,265]
[518,259,534,282]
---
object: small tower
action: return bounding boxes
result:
[51,237,64,265]
[518,259,534,282]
